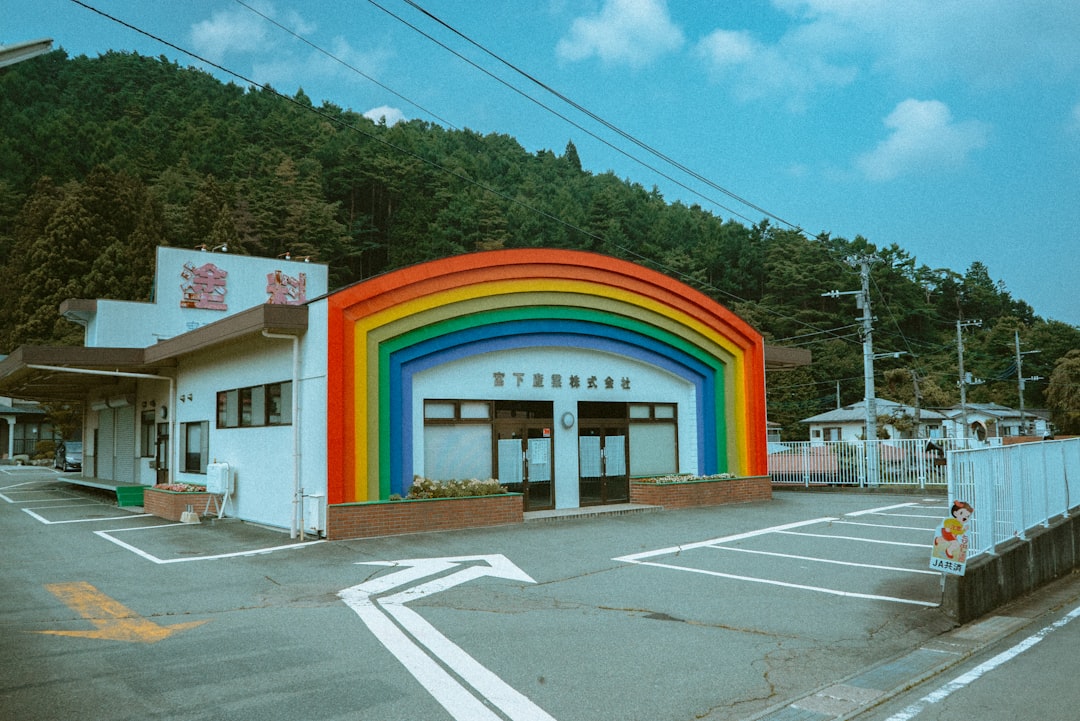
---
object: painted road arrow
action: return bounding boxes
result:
[339,554,556,721]
[38,582,208,643]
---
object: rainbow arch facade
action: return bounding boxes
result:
[326,249,766,506]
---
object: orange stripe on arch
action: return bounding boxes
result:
[326,250,766,504]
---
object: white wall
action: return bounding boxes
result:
[171,331,328,531]
[85,247,329,348]
[411,347,697,509]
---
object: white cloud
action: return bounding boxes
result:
[695,27,855,111]
[770,0,1080,89]
[190,4,274,63]
[856,99,989,182]
[364,106,405,126]
[693,1,1080,110]
[556,0,684,67]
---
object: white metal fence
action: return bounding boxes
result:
[768,439,967,488]
[947,438,1080,559]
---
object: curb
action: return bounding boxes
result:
[746,570,1080,721]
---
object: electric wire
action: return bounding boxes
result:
[363,0,761,227]
[65,1,1044,415]
[232,0,460,130]
[395,0,800,231]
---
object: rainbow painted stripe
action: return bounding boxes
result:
[327,249,765,504]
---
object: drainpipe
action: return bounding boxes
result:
[262,331,301,538]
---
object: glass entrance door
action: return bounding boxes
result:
[155,422,169,485]
[493,402,554,512]
[496,425,554,511]
[578,402,629,506]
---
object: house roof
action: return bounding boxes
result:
[0,401,44,416]
[800,398,948,425]
[938,402,1037,421]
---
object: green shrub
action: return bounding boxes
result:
[35,439,58,460]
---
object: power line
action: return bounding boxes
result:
[64,0,905,354]
[395,0,801,230]
[231,0,459,129]
[364,0,762,226]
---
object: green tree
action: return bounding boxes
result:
[1046,350,1080,434]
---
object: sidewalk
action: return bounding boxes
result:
[748,569,1080,721]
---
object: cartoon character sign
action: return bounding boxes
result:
[930,500,974,575]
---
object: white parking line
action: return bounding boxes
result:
[94,525,324,564]
[777,530,928,547]
[613,517,836,563]
[707,545,940,575]
[616,506,942,607]
[846,503,917,516]
[630,560,939,607]
[22,507,153,524]
[835,520,935,532]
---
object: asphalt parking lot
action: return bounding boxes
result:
[3,465,1075,721]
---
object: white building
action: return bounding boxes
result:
[801,399,948,442]
[0,247,807,539]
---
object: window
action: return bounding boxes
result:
[181,421,209,473]
[140,410,156,457]
[13,421,55,456]
[628,403,678,477]
[423,400,493,482]
[424,400,492,422]
[217,381,292,428]
[824,427,842,441]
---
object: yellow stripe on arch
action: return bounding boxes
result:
[348,278,753,501]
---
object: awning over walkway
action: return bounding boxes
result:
[0,304,308,403]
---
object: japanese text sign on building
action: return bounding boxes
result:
[266,270,307,305]
[492,371,631,391]
[930,500,974,576]
[180,262,228,310]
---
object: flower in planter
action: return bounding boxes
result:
[152,483,208,492]
[636,473,737,484]
[406,475,507,499]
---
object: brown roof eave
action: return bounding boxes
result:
[764,344,812,371]
[143,303,308,364]
[0,346,171,404]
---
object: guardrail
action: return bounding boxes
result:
[768,438,967,488]
[947,438,1080,559]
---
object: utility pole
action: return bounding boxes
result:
[1014,330,1042,435]
[910,370,923,438]
[824,253,881,485]
[956,319,983,446]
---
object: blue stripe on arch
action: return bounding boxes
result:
[385,320,717,497]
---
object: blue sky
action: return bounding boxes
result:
[7,0,1080,327]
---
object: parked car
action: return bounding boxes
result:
[54,441,83,472]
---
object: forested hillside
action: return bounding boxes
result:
[2,51,1078,435]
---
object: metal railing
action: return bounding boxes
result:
[947,438,1080,559]
[768,439,967,488]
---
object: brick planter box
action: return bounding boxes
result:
[326,493,523,540]
[630,475,772,509]
[144,488,222,521]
